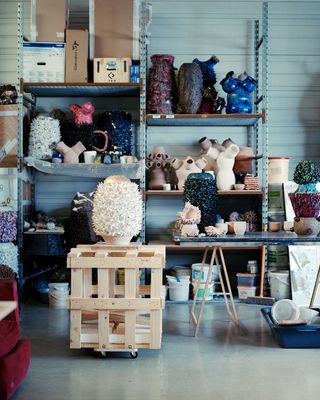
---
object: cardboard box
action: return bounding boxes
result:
[23,42,65,82]
[94,58,131,83]
[27,0,68,42]
[0,105,18,168]
[65,30,88,82]
[89,0,140,59]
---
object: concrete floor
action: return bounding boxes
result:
[12,301,320,400]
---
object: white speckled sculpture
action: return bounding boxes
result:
[92,175,143,244]
[28,115,61,160]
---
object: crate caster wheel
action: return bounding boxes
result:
[101,351,107,358]
[130,351,138,359]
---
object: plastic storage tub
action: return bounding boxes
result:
[261,307,320,348]
[237,286,257,299]
[236,273,258,286]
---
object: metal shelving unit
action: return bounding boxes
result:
[15,2,150,290]
[144,2,269,247]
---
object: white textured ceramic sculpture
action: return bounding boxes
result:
[28,115,61,160]
[92,175,143,244]
[216,143,239,190]
[177,202,201,237]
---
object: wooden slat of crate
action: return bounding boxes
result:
[97,268,109,349]
[70,298,162,310]
[70,268,83,349]
[68,256,164,269]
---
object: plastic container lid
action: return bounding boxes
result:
[271,299,300,324]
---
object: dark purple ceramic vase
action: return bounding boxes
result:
[147,54,176,114]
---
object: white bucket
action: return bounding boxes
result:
[192,282,214,301]
[191,263,220,283]
[48,282,69,309]
[268,246,289,269]
[168,279,190,301]
[268,271,291,300]
[268,157,289,184]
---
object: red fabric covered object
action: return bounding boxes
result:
[0,280,31,399]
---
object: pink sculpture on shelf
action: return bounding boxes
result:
[171,156,207,190]
[146,146,170,190]
[69,102,95,125]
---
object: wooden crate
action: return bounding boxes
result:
[67,244,166,352]
[0,105,18,168]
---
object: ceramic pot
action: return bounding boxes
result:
[289,193,320,218]
[293,217,320,236]
[102,235,133,245]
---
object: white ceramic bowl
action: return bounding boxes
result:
[233,221,246,235]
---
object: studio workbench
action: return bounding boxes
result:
[173,232,320,336]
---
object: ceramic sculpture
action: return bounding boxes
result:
[147,54,176,114]
[177,202,201,237]
[177,63,203,114]
[289,160,320,235]
[220,71,257,114]
[171,156,207,190]
[28,115,61,160]
[55,141,86,164]
[198,137,225,173]
[65,101,108,153]
[184,173,218,232]
[92,175,143,244]
[101,111,133,155]
[216,143,239,190]
[146,146,170,189]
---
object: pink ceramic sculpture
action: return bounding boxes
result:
[55,141,86,164]
[171,156,207,190]
[92,130,109,152]
[69,102,95,125]
[146,146,170,189]
[198,137,225,174]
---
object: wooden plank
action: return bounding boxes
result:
[151,268,162,299]
[98,311,109,349]
[70,311,82,348]
[71,268,83,297]
[125,269,137,299]
[125,311,137,350]
[150,310,162,349]
[69,257,164,269]
[98,269,109,299]
[83,269,92,298]
[70,298,162,310]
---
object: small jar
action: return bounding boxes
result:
[247,260,258,274]
[52,152,63,163]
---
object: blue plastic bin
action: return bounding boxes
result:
[236,273,258,287]
[261,307,320,348]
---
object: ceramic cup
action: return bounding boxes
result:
[234,183,245,190]
[269,221,281,232]
[84,150,97,164]
[162,183,171,191]
[283,220,294,232]
[233,221,247,235]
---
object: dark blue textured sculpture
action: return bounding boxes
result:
[220,71,257,114]
[193,55,219,85]
[184,173,218,232]
[102,111,133,155]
